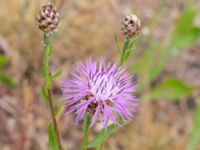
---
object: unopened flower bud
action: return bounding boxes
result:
[121,14,141,40]
[36,3,59,33]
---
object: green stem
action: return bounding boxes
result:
[119,40,129,66]
[47,89,62,150]
[43,34,49,79]
[81,116,91,150]
[43,33,62,150]
[119,50,124,66]
[119,50,125,66]
[119,38,137,66]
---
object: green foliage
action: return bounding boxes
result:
[187,104,200,150]
[120,38,136,66]
[55,100,64,117]
[171,5,200,49]
[133,44,166,92]
[0,55,16,87]
[40,84,48,101]
[0,73,16,87]
[114,2,200,149]
[48,123,59,150]
[88,120,125,149]
[133,3,200,93]
[147,78,192,100]
[52,69,63,79]
[0,55,8,68]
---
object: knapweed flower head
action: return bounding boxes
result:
[62,59,138,128]
[121,14,141,40]
[36,3,59,33]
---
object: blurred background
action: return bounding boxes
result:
[0,0,200,149]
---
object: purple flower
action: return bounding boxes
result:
[62,59,138,128]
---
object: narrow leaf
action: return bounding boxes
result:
[147,78,192,100]
[171,5,200,49]
[187,104,200,150]
[120,38,137,66]
[52,69,63,79]
[55,100,64,117]
[40,85,48,101]
[122,40,130,51]
[48,123,59,150]
[87,120,125,148]
[128,38,136,50]
[123,49,132,62]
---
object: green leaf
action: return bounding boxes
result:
[123,49,132,62]
[120,39,137,66]
[187,105,200,150]
[55,100,64,117]
[48,123,59,150]
[147,78,192,100]
[87,120,125,148]
[0,73,16,88]
[47,42,53,56]
[128,38,136,50]
[123,40,130,51]
[171,6,200,49]
[52,69,63,79]
[0,55,8,68]
[40,85,48,101]
[133,44,166,92]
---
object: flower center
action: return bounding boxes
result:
[85,94,105,114]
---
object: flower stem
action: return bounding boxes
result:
[81,116,91,150]
[47,89,62,150]
[119,40,129,66]
[43,33,62,150]
[119,38,136,66]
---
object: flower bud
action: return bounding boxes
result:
[36,3,59,33]
[121,14,141,40]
